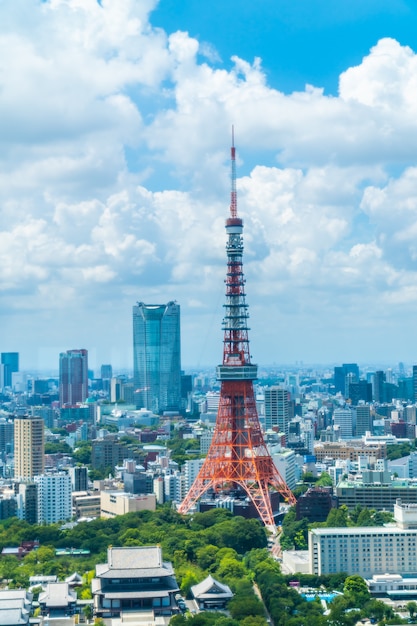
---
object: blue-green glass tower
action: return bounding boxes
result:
[133,301,181,413]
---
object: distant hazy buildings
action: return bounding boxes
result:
[59,349,88,406]
[133,302,181,413]
[14,416,44,480]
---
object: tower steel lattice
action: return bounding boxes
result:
[178,133,296,529]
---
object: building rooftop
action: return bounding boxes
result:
[310,526,417,536]
[96,546,174,579]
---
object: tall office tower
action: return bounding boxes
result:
[17,483,38,524]
[333,363,359,396]
[132,302,181,413]
[34,472,72,524]
[264,387,290,443]
[333,407,355,439]
[59,349,88,406]
[413,366,417,403]
[14,416,45,480]
[348,380,373,405]
[374,370,386,403]
[356,404,372,436]
[179,136,295,530]
[69,466,88,492]
[1,352,19,388]
[101,364,113,379]
[0,419,14,459]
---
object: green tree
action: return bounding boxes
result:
[325,505,350,527]
[343,575,369,600]
[196,544,219,571]
[228,594,265,620]
[316,472,333,487]
[407,601,417,619]
[216,556,247,581]
[356,508,375,527]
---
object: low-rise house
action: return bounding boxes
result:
[92,546,179,618]
[191,575,233,610]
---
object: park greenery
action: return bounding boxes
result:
[280,504,394,552]
[0,504,409,626]
[386,440,416,461]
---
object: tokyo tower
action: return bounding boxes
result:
[178,132,296,530]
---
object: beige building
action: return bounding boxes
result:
[100,491,156,518]
[314,441,386,462]
[72,491,101,519]
[14,416,44,480]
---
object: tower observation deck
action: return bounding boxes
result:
[178,133,296,530]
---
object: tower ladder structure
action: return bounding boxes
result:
[178,132,296,530]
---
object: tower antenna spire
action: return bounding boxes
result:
[230,125,237,219]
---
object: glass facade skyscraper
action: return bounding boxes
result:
[59,349,88,406]
[133,301,181,413]
[1,352,19,388]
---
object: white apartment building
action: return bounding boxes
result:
[34,472,72,524]
[163,472,183,503]
[270,446,297,490]
[309,499,417,578]
[183,458,204,492]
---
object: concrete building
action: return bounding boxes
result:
[100,491,156,518]
[14,415,45,480]
[264,387,290,443]
[72,492,101,519]
[68,466,88,492]
[309,499,417,578]
[356,404,372,437]
[314,441,386,462]
[270,447,297,490]
[59,348,88,406]
[336,476,417,510]
[34,472,72,524]
[333,407,354,439]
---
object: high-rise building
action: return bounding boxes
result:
[333,363,359,396]
[264,387,290,443]
[132,302,181,413]
[1,352,19,388]
[374,370,386,403]
[34,472,72,524]
[69,466,88,492]
[59,349,88,406]
[356,404,372,436]
[14,416,45,480]
[413,366,417,403]
[333,407,355,439]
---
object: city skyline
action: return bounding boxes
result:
[3,2,417,370]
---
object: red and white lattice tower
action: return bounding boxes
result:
[178,132,296,530]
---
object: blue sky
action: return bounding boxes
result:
[2,0,417,372]
[153,0,414,94]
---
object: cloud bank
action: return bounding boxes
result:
[1,0,417,370]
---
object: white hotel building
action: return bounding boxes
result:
[308,500,417,578]
[309,500,417,578]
